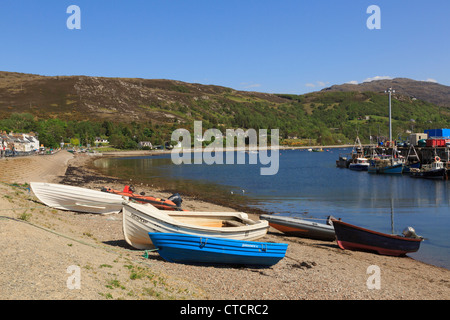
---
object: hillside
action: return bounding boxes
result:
[0,71,285,123]
[322,78,450,109]
[1,71,449,148]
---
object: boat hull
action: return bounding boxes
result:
[123,202,269,249]
[30,182,123,215]
[368,162,403,174]
[403,161,421,173]
[260,214,335,241]
[332,219,422,256]
[410,168,446,180]
[349,164,369,171]
[148,232,288,267]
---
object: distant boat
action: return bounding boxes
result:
[403,145,421,173]
[148,232,288,267]
[368,156,404,174]
[331,219,423,257]
[30,182,123,215]
[349,157,370,171]
[122,201,269,249]
[410,157,447,180]
[312,148,324,152]
[260,214,336,241]
[403,161,421,173]
[336,154,350,168]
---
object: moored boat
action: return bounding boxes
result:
[122,201,269,249]
[368,157,404,174]
[148,232,288,267]
[331,219,423,256]
[30,182,124,215]
[409,157,447,180]
[260,214,335,241]
[349,157,370,171]
[336,154,350,168]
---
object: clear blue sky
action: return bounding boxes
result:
[1,0,449,94]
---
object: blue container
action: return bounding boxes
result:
[148,233,288,267]
[425,129,450,138]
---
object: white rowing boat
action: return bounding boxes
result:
[122,201,269,249]
[30,182,124,215]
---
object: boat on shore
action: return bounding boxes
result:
[260,214,335,241]
[122,201,269,249]
[30,182,124,215]
[102,186,184,211]
[148,232,288,267]
[331,219,423,256]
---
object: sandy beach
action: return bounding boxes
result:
[0,150,449,301]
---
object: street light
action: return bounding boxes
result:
[385,87,395,144]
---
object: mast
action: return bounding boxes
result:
[385,87,395,144]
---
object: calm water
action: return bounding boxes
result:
[93,148,450,269]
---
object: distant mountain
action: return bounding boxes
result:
[322,78,450,109]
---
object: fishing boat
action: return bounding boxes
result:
[403,161,421,173]
[102,186,184,211]
[30,182,124,214]
[122,201,269,249]
[336,154,350,168]
[403,145,421,173]
[349,157,370,171]
[260,214,335,241]
[368,155,404,174]
[409,157,447,180]
[331,219,423,256]
[147,232,288,267]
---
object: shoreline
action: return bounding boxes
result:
[0,150,449,300]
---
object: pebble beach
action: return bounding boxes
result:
[1,150,449,301]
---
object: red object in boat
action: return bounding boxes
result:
[102,186,184,211]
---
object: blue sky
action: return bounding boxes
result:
[1,0,449,94]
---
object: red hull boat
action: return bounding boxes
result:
[332,219,422,257]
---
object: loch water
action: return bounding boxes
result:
[93,148,450,269]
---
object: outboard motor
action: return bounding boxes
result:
[168,193,183,208]
[402,226,421,239]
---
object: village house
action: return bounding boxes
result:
[94,137,109,145]
[138,141,152,149]
[1,132,40,156]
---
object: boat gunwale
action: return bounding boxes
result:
[123,203,269,233]
[332,219,422,243]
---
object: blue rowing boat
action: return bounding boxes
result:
[148,232,288,267]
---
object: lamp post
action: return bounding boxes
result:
[385,87,395,143]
